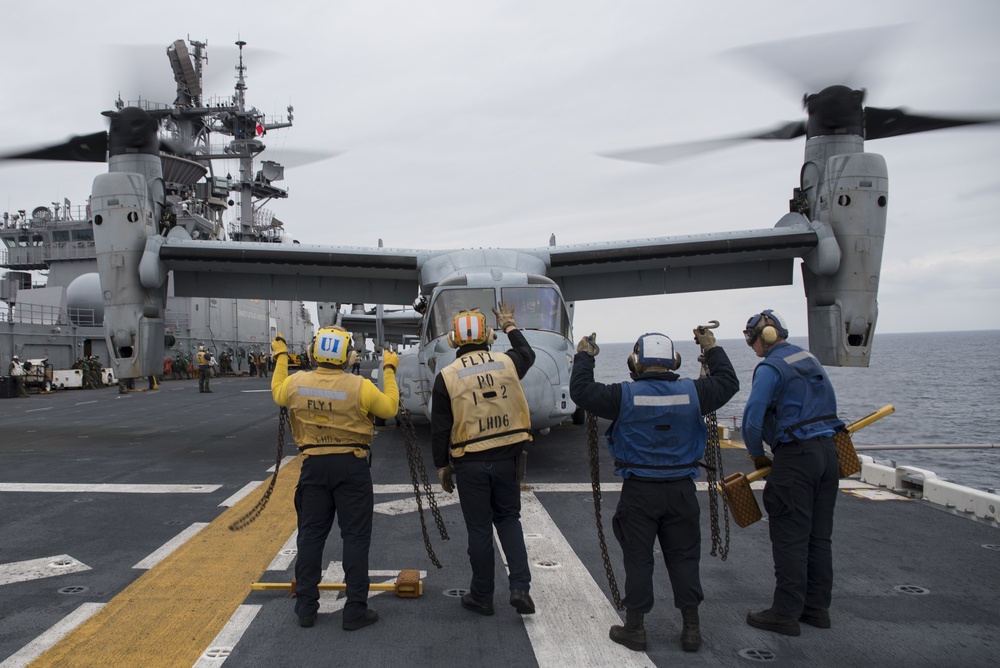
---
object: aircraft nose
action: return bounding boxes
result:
[519,347,572,428]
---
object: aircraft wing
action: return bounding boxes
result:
[160,224,817,304]
[160,239,432,305]
[532,226,818,301]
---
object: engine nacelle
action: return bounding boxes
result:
[803,151,888,367]
[92,171,166,379]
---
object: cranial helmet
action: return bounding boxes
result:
[313,325,357,366]
[447,309,495,348]
[744,309,789,347]
[199,344,206,352]
[12,355,19,360]
[628,332,681,374]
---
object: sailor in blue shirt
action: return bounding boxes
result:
[741,310,844,637]
[571,329,738,653]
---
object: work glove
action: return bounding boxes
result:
[693,327,717,351]
[382,350,399,373]
[752,454,773,470]
[271,335,288,357]
[437,465,455,493]
[576,332,600,356]
[492,300,516,332]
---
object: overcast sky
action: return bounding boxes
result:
[1,0,997,344]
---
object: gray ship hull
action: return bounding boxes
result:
[2,370,998,667]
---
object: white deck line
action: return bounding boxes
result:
[0,483,221,494]
[133,523,209,570]
[219,482,265,507]
[266,532,299,571]
[193,605,262,668]
[0,555,91,586]
[518,492,655,668]
[265,456,297,474]
[373,494,462,516]
[0,603,105,668]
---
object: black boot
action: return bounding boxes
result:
[681,606,701,652]
[609,610,646,651]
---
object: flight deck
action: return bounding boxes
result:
[1,373,998,668]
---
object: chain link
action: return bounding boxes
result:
[699,349,731,560]
[587,412,623,610]
[229,407,288,531]
[398,407,449,568]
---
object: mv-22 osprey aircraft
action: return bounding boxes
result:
[3,31,996,431]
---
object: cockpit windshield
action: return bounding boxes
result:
[501,286,567,337]
[426,288,497,341]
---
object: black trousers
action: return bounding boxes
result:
[612,477,703,613]
[198,366,211,391]
[453,456,531,601]
[763,436,839,617]
[294,453,373,622]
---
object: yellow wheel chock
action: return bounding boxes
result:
[251,569,423,598]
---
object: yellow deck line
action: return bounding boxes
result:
[30,457,302,668]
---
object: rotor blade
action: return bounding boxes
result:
[264,148,342,169]
[865,107,1000,140]
[726,25,907,94]
[598,121,805,165]
[0,131,108,162]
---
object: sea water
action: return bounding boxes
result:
[588,330,1000,492]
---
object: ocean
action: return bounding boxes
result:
[588,330,1000,493]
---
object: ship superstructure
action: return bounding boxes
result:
[0,38,314,374]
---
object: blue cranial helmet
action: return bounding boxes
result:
[630,332,681,372]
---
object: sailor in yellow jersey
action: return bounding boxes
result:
[270,327,400,630]
[432,301,536,617]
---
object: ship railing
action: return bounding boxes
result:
[165,313,191,329]
[67,308,99,327]
[122,99,173,113]
[3,303,65,325]
[44,242,97,262]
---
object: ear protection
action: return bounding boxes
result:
[760,322,779,345]
[744,309,789,346]
[447,310,495,349]
[627,333,681,373]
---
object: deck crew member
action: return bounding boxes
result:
[9,355,29,397]
[196,345,213,393]
[570,329,738,652]
[271,327,399,630]
[432,302,536,617]
[742,310,844,636]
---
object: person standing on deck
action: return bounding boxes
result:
[741,310,844,636]
[271,326,399,630]
[431,302,537,618]
[570,329,738,653]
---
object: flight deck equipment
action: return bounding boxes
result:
[587,411,623,610]
[252,569,423,598]
[229,407,289,531]
[720,404,895,528]
[697,321,731,561]
[397,407,450,568]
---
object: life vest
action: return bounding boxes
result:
[439,350,532,458]
[755,342,844,445]
[196,351,210,367]
[285,369,375,458]
[10,361,24,377]
[606,378,706,479]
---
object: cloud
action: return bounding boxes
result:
[1,0,998,346]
